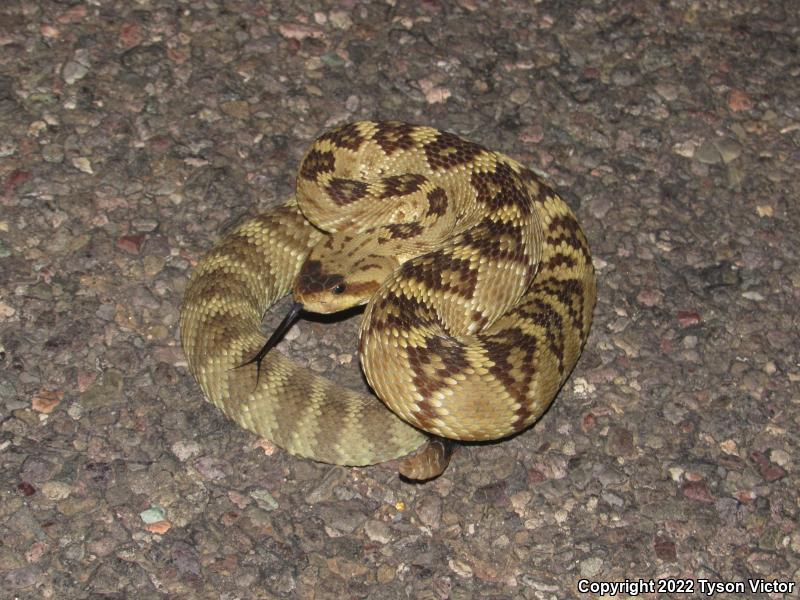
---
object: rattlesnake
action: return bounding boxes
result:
[180,121,596,480]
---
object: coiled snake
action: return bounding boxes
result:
[180,121,596,480]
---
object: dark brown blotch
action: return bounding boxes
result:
[364,291,437,335]
[424,130,484,171]
[408,335,470,395]
[374,121,418,155]
[399,251,479,300]
[537,277,586,333]
[294,259,345,296]
[546,215,592,263]
[378,173,428,199]
[516,297,567,374]
[319,122,366,150]
[479,327,539,428]
[542,253,577,270]
[469,161,529,211]
[300,149,336,181]
[425,187,448,217]
[518,168,551,205]
[461,217,527,263]
[327,178,368,205]
[385,222,424,240]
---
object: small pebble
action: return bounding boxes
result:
[140,507,166,524]
[579,557,603,578]
[729,89,754,111]
[41,481,71,501]
[171,440,202,462]
[249,489,279,511]
[71,157,94,174]
[695,141,722,164]
[31,390,63,414]
[364,520,392,544]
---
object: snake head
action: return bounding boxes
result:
[292,233,399,314]
[249,234,398,372]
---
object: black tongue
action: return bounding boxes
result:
[237,301,303,384]
[262,301,303,355]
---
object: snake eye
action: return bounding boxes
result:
[332,282,346,295]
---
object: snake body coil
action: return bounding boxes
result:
[180,121,596,478]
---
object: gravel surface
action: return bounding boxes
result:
[1,1,798,598]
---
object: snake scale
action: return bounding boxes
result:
[180,121,596,480]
